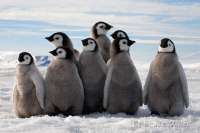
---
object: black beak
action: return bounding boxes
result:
[45,36,54,42]
[160,42,168,48]
[81,39,87,46]
[128,40,136,46]
[106,25,113,30]
[18,53,24,62]
[49,49,57,56]
[18,56,24,62]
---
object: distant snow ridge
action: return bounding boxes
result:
[0,52,18,69]
[35,56,51,67]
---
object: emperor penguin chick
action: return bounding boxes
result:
[144,38,189,116]
[79,38,107,114]
[13,52,45,118]
[104,37,143,114]
[45,32,80,60]
[45,47,84,116]
[92,21,113,62]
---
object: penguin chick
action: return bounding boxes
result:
[79,38,107,114]
[104,37,143,114]
[45,47,84,116]
[144,38,189,116]
[13,52,45,118]
[45,32,80,60]
[92,21,113,62]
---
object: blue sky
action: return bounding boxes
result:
[0,0,199,55]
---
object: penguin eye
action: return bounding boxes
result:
[58,50,62,54]
[168,41,173,47]
[123,41,126,44]
[25,57,29,60]
[117,32,122,37]
[55,37,59,40]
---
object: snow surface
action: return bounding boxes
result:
[0,52,200,133]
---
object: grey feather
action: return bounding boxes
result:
[177,61,189,108]
[104,52,143,114]
[29,65,45,109]
[45,58,84,115]
[79,51,107,113]
[13,64,44,118]
[144,53,189,116]
[143,63,153,105]
[95,35,111,62]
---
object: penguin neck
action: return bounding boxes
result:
[110,52,131,66]
[157,52,177,57]
[16,63,35,74]
[84,45,98,53]
[97,34,107,39]
[54,54,76,62]
[62,38,74,49]
[110,43,130,58]
[156,53,178,65]
[93,32,107,39]
[111,50,129,59]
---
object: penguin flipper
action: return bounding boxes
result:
[143,63,153,105]
[177,62,189,108]
[29,65,46,109]
[134,70,143,106]
[12,85,17,113]
[103,70,112,109]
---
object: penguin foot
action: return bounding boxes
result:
[126,112,136,115]
[151,111,160,116]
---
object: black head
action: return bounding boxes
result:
[158,38,176,53]
[49,47,74,60]
[45,32,72,48]
[81,38,98,52]
[92,21,113,38]
[112,37,135,54]
[111,30,129,39]
[18,52,34,65]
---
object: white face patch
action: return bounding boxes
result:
[51,34,63,47]
[56,48,66,59]
[84,40,96,51]
[96,23,107,35]
[19,55,31,65]
[158,40,174,53]
[117,32,126,38]
[119,39,129,51]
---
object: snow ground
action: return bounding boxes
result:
[0,67,200,133]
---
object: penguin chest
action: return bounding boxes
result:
[15,77,41,115]
[96,36,110,51]
[111,64,135,86]
[17,74,35,96]
[79,54,106,85]
[46,61,82,107]
[82,65,105,85]
[48,61,78,82]
[152,64,178,90]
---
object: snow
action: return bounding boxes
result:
[0,53,200,133]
